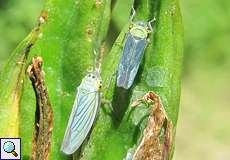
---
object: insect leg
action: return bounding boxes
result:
[101,98,114,113]
[148,17,156,32]
[114,32,128,49]
[105,71,117,91]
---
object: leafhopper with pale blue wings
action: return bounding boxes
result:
[61,70,102,155]
[117,8,155,89]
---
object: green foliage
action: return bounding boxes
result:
[0,0,183,159]
[80,0,183,159]
[0,0,43,69]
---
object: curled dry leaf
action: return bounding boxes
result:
[27,57,54,160]
[131,91,173,160]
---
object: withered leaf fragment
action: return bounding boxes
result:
[27,57,54,160]
[131,91,173,160]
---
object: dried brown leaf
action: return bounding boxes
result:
[132,91,173,160]
[27,57,54,160]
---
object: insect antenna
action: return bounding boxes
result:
[130,6,136,23]
[94,49,103,73]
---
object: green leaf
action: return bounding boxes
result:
[0,0,111,159]
[0,34,33,138]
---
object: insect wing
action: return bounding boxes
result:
[117,32,147,89]
[61,86,100,154]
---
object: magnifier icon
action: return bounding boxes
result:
[3,141,18,157]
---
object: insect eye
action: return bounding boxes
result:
[129,24,133,29]
[92,75,95,79]
[88,74,91,77]
[147,28,151,33]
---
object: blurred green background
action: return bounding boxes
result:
[0,0,229,159]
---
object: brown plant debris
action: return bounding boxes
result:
[27,57,54,160]
[37,10,48,28]
[96,0,102,8]
[86,20,95,42]
[131,91,173,160]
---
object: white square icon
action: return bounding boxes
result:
[0,138,21,160]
